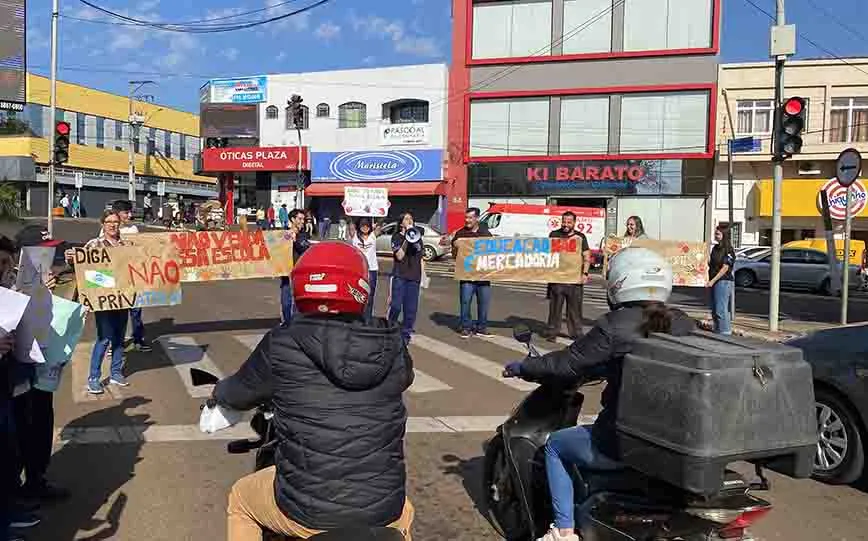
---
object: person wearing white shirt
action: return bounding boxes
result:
[352,218,380,321]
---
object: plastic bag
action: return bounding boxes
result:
[199,403,242,434]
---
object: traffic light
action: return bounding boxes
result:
[774,97,806,161]
[287,94,304,130]
[54,121,70,164]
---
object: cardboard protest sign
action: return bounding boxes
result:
[454,237,583,284]
[134,230,293,282]
[72,244,183,312]
[342,186,390,217]
[603,236,709,287]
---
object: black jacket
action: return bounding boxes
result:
[521,304,695,457]
[214,315,413,530]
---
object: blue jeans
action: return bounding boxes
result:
[280,277,294,325]
[459,281,491,332]
[545,425,621,529]
[711,279,734,335]
[129,307,145,344]
[388,276,420,343]
[89,310,129,384]
[365,270,379,322]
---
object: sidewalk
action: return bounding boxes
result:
[693,312,832,342]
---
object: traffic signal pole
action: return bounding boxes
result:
[47,0,59,237]
[769,0,787,333]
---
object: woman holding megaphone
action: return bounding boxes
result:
[389,212,425,344]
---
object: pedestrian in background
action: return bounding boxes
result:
[708,225,735,335]
[545,211,591,342]
[143,193,153,222]
[304,209,317,237]
[352,218,380,321]
[256,207,266,229]
[623,215,647,242]
[266,205,276,230]
[59,193,70,217]
[389,212,424,343]
[278,204,289,230]
[71,195,81,219]
[109,201,151,353]
[451,207,493,338]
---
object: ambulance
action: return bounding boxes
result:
[477,203,606,267]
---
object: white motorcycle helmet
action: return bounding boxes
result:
[607,247,673,305]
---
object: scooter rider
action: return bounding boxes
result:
[214,242,415,540]
[503,247,696,541]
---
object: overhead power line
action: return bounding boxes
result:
[68,0,304,28]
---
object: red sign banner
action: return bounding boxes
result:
[202,146,310,172]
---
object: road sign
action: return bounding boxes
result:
[729,137,761,154]
[157,182,166,197]
[836,148,862,187]
[74,172,83,189]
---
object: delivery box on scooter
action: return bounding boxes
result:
[616,331,816,496]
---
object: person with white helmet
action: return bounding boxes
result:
[503,247,696,541]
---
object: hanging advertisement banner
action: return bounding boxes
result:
[208,76,268,104]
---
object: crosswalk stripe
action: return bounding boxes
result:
[158,336,225,398]
[232,333,452,394]
[474,333,553,356]
[411,334,537,391]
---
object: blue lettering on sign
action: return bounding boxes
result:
[312,149,443,182]
[134,290,183,307]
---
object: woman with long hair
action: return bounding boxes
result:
[623,215,646,240]
[708,225,736,335]
[352,217,381,321]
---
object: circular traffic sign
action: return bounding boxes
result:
[835,148,862,187]
[818,178,867,220]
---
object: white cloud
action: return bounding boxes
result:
[314,21,341,41]
[349,13,442,58]
[220,47,240,61]
[394,36,440,57]
[26,27,47,51]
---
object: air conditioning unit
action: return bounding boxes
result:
[798,162,822,175]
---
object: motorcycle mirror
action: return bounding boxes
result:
[227,439,257,454]
[190,368,220,387]
[512,324,532,344]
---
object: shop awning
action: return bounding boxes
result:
[305,182,446,197]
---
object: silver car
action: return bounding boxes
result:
[375,222,450,261]
[733,247,860,295]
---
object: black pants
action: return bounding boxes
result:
[12,389,54,488]
[547,284,584,339]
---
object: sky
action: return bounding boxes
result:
[22,0,868,114]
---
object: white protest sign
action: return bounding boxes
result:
[0,287,30,334]
[342,187,390,217]
[16,246,56,294]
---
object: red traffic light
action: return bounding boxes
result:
[55,121,70,136]
[784,98,804,116]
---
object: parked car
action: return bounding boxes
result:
[736,246,770,259]
[733,247,860,295]
[375,222,450,262]
[786,325,868,484]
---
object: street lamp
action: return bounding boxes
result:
[128,80,155,203]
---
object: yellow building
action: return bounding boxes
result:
[713,58,868,247]
[0,73,216,216]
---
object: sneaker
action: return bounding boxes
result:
[20,482,71,502]
[9,512,41,529]
[459,329,473,339]
[536,526,579,541]
[475,328,494,338]
[133,342,153,353]
[87,381,104,395]
[109,375,130,387]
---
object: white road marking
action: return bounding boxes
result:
[411,334,537,391]
[235,333,266,351]
[157,336,225,398]
[474,333,553,356]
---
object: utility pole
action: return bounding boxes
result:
[128,80,154,204]
[768,0,793,332]
[47,0,59,237]
[722,89,737,320]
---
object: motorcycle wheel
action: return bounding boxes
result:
[483,435,532,540]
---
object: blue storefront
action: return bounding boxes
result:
[304,149,447,229]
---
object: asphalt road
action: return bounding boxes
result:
[5,217,868,541]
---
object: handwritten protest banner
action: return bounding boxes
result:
[454,237,583,284]
[603,235,709,287]
[342,186,390,217]
[72,244,183,312]
[134,230,293,282]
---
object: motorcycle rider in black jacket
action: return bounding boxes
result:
[503,247,696,541]
[215,242,415,540]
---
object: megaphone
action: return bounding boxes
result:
[405,227,422,244]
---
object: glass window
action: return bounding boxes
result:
[560,96,609,154]
[76,113,86,145]
[469,97,550,157]
[804,250,827,265]
[316,103,330,117]
[147,127,156,155]
[96,117,105,148]
[338,102,367,128]
[562,0,612,54]
[830,97,868,143]
[0,110,27,135]
[180,134,187,160]
[115,120,124,151]
[472,0,552,59]
[265,105,279,120]
[164,131,172,158]
[620,91,709,154]
[623,0,712,52]
[735,100,774,135]
[390,100,429,124]
[781,250,806,264]
[25,104,44,137]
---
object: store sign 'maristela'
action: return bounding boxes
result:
[526,163,648,182]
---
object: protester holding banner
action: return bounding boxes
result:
[451,208,493,338]
[708,225,736,335]
[108,200,152,353]
[389,212,424,343]
[352,218,381,321]
[545,212,591,341]
[624,216,647,241]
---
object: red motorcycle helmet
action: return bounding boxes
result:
[291,241,371,316]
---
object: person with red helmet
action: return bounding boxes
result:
[214,241,415,540]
